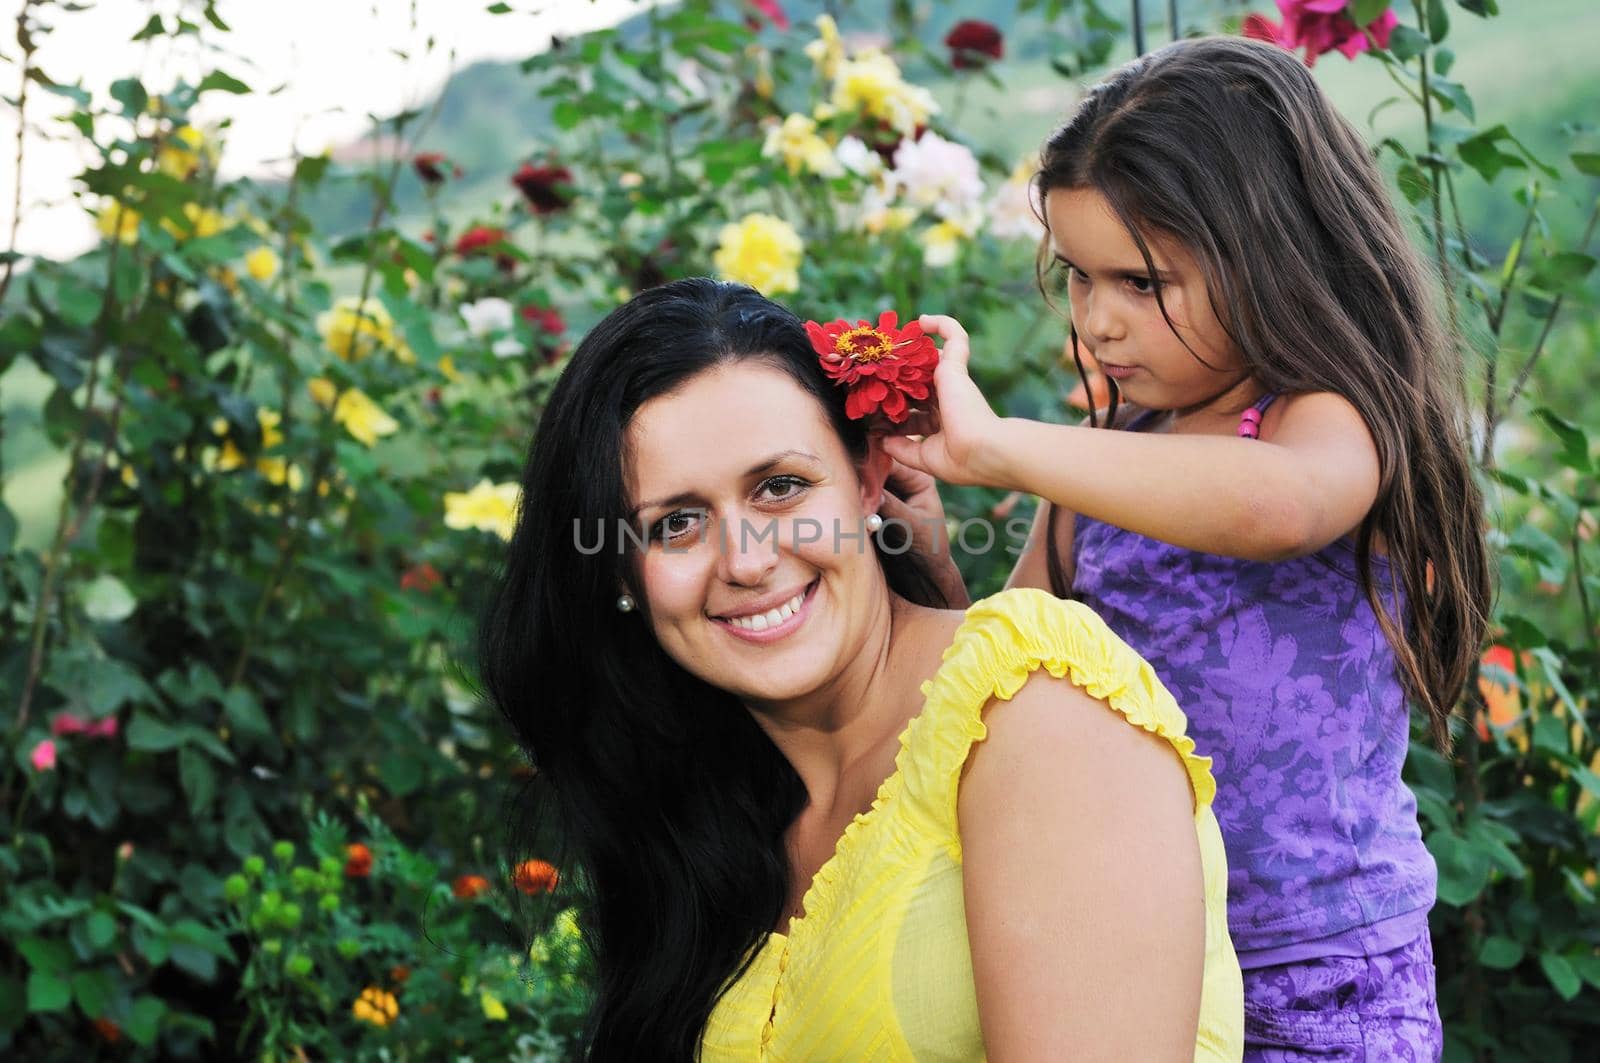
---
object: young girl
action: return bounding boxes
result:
[885,36,1490,1061]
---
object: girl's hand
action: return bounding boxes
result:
[881,315,1007,488]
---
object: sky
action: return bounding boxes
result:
[0,0,658,260]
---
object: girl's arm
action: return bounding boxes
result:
[960,671,1205,1060]
[885,315,1382,562]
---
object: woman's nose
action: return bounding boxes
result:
[717,513,782,585]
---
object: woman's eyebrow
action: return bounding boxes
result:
[632,450,823,517]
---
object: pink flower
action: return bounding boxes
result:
[746,0,788,31]
[30,739,56,772]
[1243,0,1398,67]
[49,713,119,739]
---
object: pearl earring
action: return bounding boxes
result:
[865,513,884,533]
[616,593,635,613]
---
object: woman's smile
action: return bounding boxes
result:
[711,577,820,643]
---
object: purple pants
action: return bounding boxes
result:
[1242,931,1442,1061]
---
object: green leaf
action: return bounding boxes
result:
[486,1,512,11]
[1426,0,1450,41]
[1573,152,1600,177]
[126,713,184,753]
[196,70,250,95]
[1455,0,1497,15]
[179,746,216,815]
[84,911,117,950]
[1349,0,1390,26]
[1479,935,1523,969]
[1540,953,1582,1001]
[26,972,71,1013]
[56,276,103,327]
[18,937,72,974]
[70,969,115,1019]
[203,2,231,31]
[1529,251,1597,296]
[1429,829,1490,905]
[222,688,272,743]
[109,77,148,116]
[130,14,164,41]
[1530,647,1584,727]
[1395,161,1431,204]
[1433,47,1454,77]
[1429,77,1474,121]
[1387,25,1429,62]
[1534,408,1592,472]
[82,574,137,623]
[126,995,166,1046]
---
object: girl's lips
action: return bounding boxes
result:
[714,579,818,644]
[1098,362,1140,380]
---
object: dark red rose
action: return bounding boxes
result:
[511,162,574,214]
[412,152,451,185]
[453,226,515,272]
[944,20,1003,69]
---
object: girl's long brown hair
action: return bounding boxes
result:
[1034,36,1490,750]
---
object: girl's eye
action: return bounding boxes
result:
[1127,275,1160,295]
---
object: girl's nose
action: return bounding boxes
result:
[1081,291,1125,344]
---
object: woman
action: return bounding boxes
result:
[479,278,1242,1060]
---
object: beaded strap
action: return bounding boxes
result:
[1236,392,1280,440]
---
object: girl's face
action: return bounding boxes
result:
[1045,186,1249,412]
[623,361,891,708]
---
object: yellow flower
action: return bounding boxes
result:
[921,217,975,268]
[443,479,522,541]
[831,51,938,136]
[479,991,508,1022]
[860,204,916,236]
[157,125,211,178]
[804,14,845,79]
[351,986,398,1027]
[245,246,280,282]
[161,202,225,240]
[713,213,803,295]
[438,354,460,381]
[257,457,304,491]
[317,297,415,364]
[762,114,842,178]
[308,378,400,448]
[257,408,284,450]
[215,439,248,472]
[96,201,140,245]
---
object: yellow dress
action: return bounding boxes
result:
[699,587,1243,1061]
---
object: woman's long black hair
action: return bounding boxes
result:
[478,278,947,1059]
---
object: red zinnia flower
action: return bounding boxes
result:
[400,562,442,593]
[512,858,560,895]
[805,311,939,424]
[413,152,459,185]
[511,162,574,214]
[345,842,374,878]
[452,874,491,900]
[1243,0,1397,67]
[944,20,1003,69]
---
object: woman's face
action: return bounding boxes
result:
[623,361,891,707]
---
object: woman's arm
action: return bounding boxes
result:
[959,672,1204,1061]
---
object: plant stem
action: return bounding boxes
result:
[0,0,39,312]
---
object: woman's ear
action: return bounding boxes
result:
[858,433,893,515]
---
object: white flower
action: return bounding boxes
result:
[762,113,843,178]
[887,133,984,220]
[460,297,514,338]
[834,136,883,180]
[989,157,1045,242]
[921,212,981,268]
[492,337,524,359]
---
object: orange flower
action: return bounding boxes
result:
[512,859,560,895]
[388,964,411,986]
[351,986,399,1027]
[345,842,374,878]
[1476,644,1522,741]
[453,874,492,900]
[93,1018,122,1043]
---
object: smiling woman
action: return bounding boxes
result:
[477,277,1242,1060]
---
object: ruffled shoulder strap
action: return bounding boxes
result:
[897,587,1216,836]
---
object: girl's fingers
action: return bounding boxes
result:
[919,314,970,370]
[879,434,929,474]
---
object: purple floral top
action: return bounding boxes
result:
[1069,401,1435,958]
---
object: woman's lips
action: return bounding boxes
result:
[714,579,819,644]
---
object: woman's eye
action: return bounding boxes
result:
[653,509,704,543]
[759,476,809,503]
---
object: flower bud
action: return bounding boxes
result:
[223,874,250,904]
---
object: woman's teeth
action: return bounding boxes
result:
[727,588,806,632]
